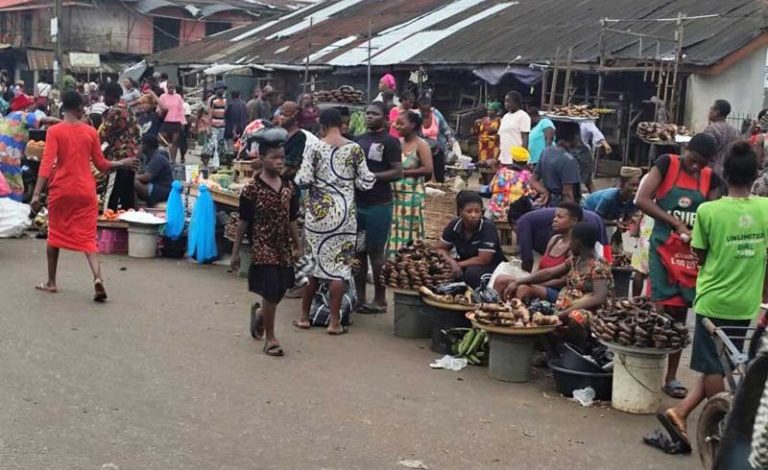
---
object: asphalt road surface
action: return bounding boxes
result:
[0,238,702,470]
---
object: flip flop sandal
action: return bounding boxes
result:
[263,342,284,357]
[357,303,386,315]
[93,279,107,303]
[291,319,311,329]
[250,303,264,340]
[663,380,688,399]
[643,430,691,455]
[327,325,349,336]
[34,283,58,293]
[656,410,692,454]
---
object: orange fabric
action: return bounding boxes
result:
[41,122,111,253]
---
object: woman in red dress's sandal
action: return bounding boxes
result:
[31,91,137,301]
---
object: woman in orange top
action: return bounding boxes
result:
[31,91,137,301]
[473,101,502,162]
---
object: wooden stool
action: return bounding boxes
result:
[495,220,519,256]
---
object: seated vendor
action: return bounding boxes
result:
[435,190,505,289]
[506,222,613,345]
[515,206,608,273]
[492,202,583,298]
[581,166,641,226]
[134,134,173,207]
[486,146,533,220]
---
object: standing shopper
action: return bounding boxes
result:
[297,93,319,133]
[205,81,228,167]
[388,111,433,257]
[99,81,141,211]
[31,91,137,301]
[473,101,502,163]
[527,106,555,166]
[157,82,185,163]
[532,121,582,206]
[635,133,723,399]
[295,108,376,334]
[277,101,307,178]
[224,90,248,155]
[230,128,301,356]
[498,91,530,157]
[355,102,403,314]
[417,95,453,182]
[704,99,741,176]
[654,141,768,454]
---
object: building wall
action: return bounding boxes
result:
[685,46,768,132]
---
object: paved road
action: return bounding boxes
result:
[0,238,701,470]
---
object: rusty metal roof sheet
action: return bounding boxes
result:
[148,0,767,69]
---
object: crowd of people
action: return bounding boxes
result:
[1,69,767,453]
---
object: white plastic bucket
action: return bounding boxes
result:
[611,351,666,414]
[127,225,159,258]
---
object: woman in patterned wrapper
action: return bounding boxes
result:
[293,108,376,335]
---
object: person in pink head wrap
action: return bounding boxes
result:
[374,73,400,110]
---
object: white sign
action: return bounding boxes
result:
[69,52,101,69]
[50,18,57,38]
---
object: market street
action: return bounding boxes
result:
[0,238,700,470]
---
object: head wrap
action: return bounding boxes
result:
[214,81,227,91]
[619,166,642,178]
[380,73,396,91]
[687,133,717,160]
[487,101,502,113]
[511,146,530,163]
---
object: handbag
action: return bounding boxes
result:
[308,280,356,327]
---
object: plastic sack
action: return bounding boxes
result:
[488,258,528,290]
[0,198,31,238]
[572,387,595,406]
[164,180,185,240]
[187,184,218,263]
[435,282,469,295]
[472,273,499,303]
[429,355,468,371]
[657,233,698,288]
[308,280,356,327]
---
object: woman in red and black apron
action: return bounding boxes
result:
[636,133,722,399]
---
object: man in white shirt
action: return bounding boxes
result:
[498,91,531,163]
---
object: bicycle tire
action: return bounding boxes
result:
[698,392,733,469]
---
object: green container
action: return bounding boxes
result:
[393,293,431,339]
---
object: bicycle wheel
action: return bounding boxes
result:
[698,392,733,469]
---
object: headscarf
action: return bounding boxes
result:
[487,101,503,114]
[511,146,530,163]
[380,73,396,91]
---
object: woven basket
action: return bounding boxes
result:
[424,191,457,242]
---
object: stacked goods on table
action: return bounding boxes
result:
[99,209,126,222]
[469,298,559,328]
[25,140,45,159]
[545,105,599,120]
[381,241,453,291]
[592,297,690,349]
[312,86,365,105]
[636,122,692,143]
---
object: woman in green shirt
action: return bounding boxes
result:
[656,141,768,454]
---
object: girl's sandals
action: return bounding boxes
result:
[263,341,284,357]
[34,283,58,293]
[93,279,107,303]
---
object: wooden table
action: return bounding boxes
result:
[188,184,239,208]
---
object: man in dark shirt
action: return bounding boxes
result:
[435,191,504,288]
[134,134,173,207]
[224,90,248,147]
[354,101,403,313]
[532,121,582,206]
[277,101,307,178]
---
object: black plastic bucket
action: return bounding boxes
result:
[561,343,605,373]
[549,359,613,401]
[421,303,471,354]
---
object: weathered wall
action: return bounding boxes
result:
[685,46,767,132]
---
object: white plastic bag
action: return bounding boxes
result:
[489,258,528,289]
[572,387,595,407]
[0,198,31,238]
[429,355,468,371]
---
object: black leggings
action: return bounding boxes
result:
[433,149,446,183]
[107,169,136,211]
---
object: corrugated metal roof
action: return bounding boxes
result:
[148,0,767,69]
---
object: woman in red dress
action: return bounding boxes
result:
[31,91,137,301]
